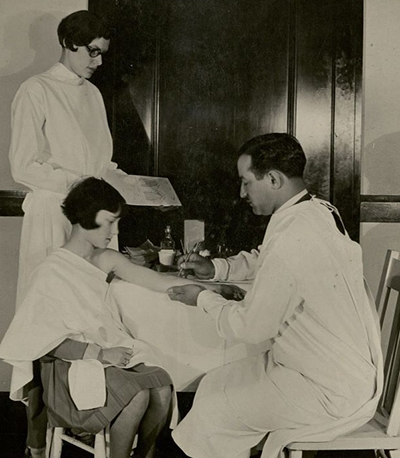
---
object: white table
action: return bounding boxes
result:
[109,279,268,391]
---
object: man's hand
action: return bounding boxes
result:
[177,253,215,279]
[210,284,247,301]
[99,346,134,366]
[167,284,206,305]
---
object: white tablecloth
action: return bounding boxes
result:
[108,279,267,391]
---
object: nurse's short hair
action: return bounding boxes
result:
[238,133,306,179]
[58,10,111,51]
[62,177,126,229]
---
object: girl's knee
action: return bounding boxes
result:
[153,385,171,398]
[138,388,151,403]
[150,385,172,406]
[129,389,150,412]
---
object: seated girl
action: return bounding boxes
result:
[0,177,235,458]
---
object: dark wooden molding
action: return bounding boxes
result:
[0,191,26,216]
[3,191,400,222]
[151,14,161,177]
[287,0,297,136]
[361,195,400,203]
[360,199,400,223]
[360,194,400,222]
[360,203,400,223]
[360,196,400,223]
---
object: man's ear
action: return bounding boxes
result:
[267,170,284,189]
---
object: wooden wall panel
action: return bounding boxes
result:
[88,0,363,248]
[233,0,290,142]
[294,0,362,239]
[90,0,159,176]
[158,0,240,176]
[295,0,334,201]
[331,0,363,238]
[157,0,277,252]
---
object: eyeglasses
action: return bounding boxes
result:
[85,45,104,58]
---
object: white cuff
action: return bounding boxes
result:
[211,258,230,281]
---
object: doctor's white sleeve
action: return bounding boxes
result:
[212,248,262,281]
[199,252,299,344]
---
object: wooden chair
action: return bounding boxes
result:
[45,425,110,458]
[286,249,400,458]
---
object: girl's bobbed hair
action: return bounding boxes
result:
[62,177,126,229]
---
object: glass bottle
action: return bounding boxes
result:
[160,225,175,250]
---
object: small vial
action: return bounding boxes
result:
[160,225,175,250]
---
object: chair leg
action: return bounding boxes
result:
[94,429,106,458]
[377,450,391,458]
[46,424,109,458]
[45,424,53,458]
[105,426,111,458]
[49,427,63,458]
[288,450,303,458]
[389,450,400,458]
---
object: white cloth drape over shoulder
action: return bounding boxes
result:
[0,249,166,411]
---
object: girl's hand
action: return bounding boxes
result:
[99,346,134,366]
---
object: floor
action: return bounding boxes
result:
[0,392,193,458]
[0,393,377,458]
[0,392,27,458]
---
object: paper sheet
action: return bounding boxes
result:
[184,220,205,252]
[105,170,181,206]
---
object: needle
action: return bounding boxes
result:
[179,241,201,277]
[178,240,186,277]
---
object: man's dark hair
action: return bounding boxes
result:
[57,10,111,51]
[62,177,126,229]
[238,133,306,179]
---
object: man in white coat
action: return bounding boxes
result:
[167,133,383,458]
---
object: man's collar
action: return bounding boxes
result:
[274,189,309,214]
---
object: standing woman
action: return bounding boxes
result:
[10,10,119,308]
[8,11,121,457]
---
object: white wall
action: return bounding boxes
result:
[0,0,88,191]
[360,0,400,296]
[0,0,87,390]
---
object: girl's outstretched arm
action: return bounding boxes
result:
[95,248,201,293]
